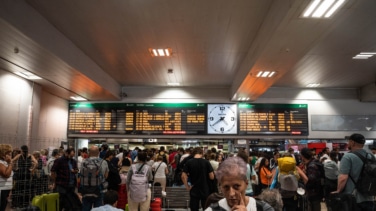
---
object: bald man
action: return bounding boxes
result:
[80,145,109,211]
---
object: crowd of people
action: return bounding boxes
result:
[0,133,375,211]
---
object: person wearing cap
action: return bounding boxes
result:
[331,133,374,211]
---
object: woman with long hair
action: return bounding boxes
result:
[118,150,132,173]
[0,144,21,211]
[259,157,274,190]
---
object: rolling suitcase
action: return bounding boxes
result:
[31,194,45,211]
[150,197,162,211]
[117,184,128,209]
[150,180,162,211]
[43,192,59,211]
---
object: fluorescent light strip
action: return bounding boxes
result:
[15,72,42,80]
[152,49,158,56]
[325,0,345,17]
[167,82,180,86]
[312,0,335,18]
[70,96,87,101]
[307,83,321,87]
[158,49,165,56]
[150,48,172,57]
[352,52,376,59]
[355,55,373,58]
[353,56,369,60]
[268,71,276,77]
[360,52,376,55]
[303,0,346,18]
[262,71,270,77]
[303,0,321,17]
[165,49,170,56]
[256,71,276,78]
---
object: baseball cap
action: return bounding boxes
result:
[349,133,365,144]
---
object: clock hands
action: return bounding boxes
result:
[212,116,226,126]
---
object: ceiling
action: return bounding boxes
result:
[0,0,375,102]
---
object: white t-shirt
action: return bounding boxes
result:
[205,197,257,211]
[152,161,168,178]
[116,152,123,159]
[0,160,13,190]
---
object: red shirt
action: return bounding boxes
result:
[169,152,177,169]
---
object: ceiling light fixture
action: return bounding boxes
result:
[256,71,277,78]
[306,83,321,87]
[14,72,42,80]
[167,82,180,86]
[70,96,87,101]
[149,48,172,57]
[352,52,376,60]
[303,0,346,18]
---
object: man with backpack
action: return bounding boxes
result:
[80,145,109,211]
[126,151,153,211]
[331,133,375,211]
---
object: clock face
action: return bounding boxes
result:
[207,104,237,134]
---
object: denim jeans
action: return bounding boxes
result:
[82,195,103,211]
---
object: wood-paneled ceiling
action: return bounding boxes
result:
[0,0,375,101]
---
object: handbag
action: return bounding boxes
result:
[152,162,162,181]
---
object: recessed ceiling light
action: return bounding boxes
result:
[307,83,321,87]
[70,96,87,101]
[167,82,180,86]
[14,72,42,80]
[353,52,376,60]
[302,0,346,18]
[149,48,172,57]
[256,71,277,78]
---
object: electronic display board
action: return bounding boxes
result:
[238,103,308,135]
[68,103,308,136]
[68,103,207,135]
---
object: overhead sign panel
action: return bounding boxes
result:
[68,103,207,135]
[238,103,308,135]
[68,103,308,136]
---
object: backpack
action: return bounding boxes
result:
[159,152,168,164]
[79,158,104,196]
[129,164,149,203]
[279,173,298,198]
[278,157,296,174]
[349,151,376,195]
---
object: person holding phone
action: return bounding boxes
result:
[0,144,21,211]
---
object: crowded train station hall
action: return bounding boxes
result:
[1,1,376,211]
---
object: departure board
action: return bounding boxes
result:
[68,103,207,135]
[238,104,308,135]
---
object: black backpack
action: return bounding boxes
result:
[349,151,376,195]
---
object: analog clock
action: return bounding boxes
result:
[207,104,237,134]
